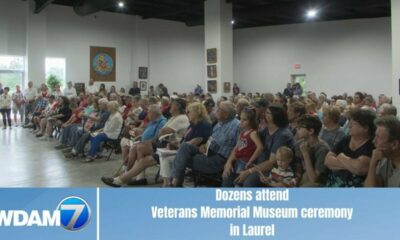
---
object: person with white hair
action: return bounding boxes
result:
[378,103,397,117]
[63,81,77,99]
[101,104,168,186]
[83,100,123,162]
[64,98,110,158]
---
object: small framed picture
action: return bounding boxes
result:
[207,65,217,78]
[207,80,217,93]
[207,48,217,64]
[139,67,148,79]
[139,81,147,91]
[223,82,231,93]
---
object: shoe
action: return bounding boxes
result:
[61,147,73,153]
[127,178,148,186]
[63,152,75,159]
[55,144,68,150]
[36,133,43,138]
[101,177,121,187]
[39,136,48,141]
[81,157,94,163]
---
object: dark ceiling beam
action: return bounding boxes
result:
[34,0,55,13]
[73,0,116,16]
[135,0,204,20]
[233,0,389,25]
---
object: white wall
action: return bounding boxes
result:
[0,1,205,93]
[234,18,392,98]
[45,4,136,90]
[0,0,26,56]
[392,0,400,106]
[140,19,204,94]
[44,5,204,93]
[0,0,393,98]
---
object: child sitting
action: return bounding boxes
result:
[222,107,263,187]
[261,146,296,187]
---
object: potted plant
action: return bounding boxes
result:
[46,74,62,92]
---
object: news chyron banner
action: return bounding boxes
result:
[0,188,399,239]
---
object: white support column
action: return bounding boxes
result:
[26,0,47,87]
[204,0,233,98]
[392,0,400,106]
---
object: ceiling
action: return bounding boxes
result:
[35,0,391,29]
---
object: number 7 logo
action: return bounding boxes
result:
[58,196,91,231]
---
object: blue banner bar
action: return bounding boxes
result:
[0,188,398,239]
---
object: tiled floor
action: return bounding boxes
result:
[0,126,160,187]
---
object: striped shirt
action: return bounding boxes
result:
[209,117,240,159]
[268,167,296,187]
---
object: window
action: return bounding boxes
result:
[0,55,25,94]
[45,58,66,87]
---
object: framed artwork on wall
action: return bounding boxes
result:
[207,48,217,64]
[139,67,148,79]
[223,82,231,93]
[207,80,217,93]
[90,46,116,82]
[139,81,147,91]
[207,65,217,78]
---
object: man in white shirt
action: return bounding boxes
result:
[86,78,97,95]
[23,81,37,126]
[63,81,77,99]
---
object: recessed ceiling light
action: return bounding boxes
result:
[231,20,235,24]
[306,9,318,19]
[118,1,124,8]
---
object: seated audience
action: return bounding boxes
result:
[83,101,123,162]
[365,116,400,187]
[324,108,376,187]
[235,104,298,187]
[295,115,330,186]
[222,107,263,187]
[171,101,240,187]
[320,106,345,149]
[101,104,168,186]
[261,146,296,187]
[378,103,397,117]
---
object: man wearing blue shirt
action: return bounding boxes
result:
[172,101,240,187]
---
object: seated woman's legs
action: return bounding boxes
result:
[88,133,109,158]
[119,155,157,184]
[39,117,47,134]
[126,144,138,170]
[136,142,153,160]
[45,119,54,137]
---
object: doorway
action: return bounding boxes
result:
[291,74,306,96]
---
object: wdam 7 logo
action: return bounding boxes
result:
[58,196,91,231]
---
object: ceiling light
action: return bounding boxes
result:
[118,1,124,8]
[306,9,318,19]
[231,20,235,24]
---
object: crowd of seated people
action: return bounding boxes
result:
[1,80,400,188]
